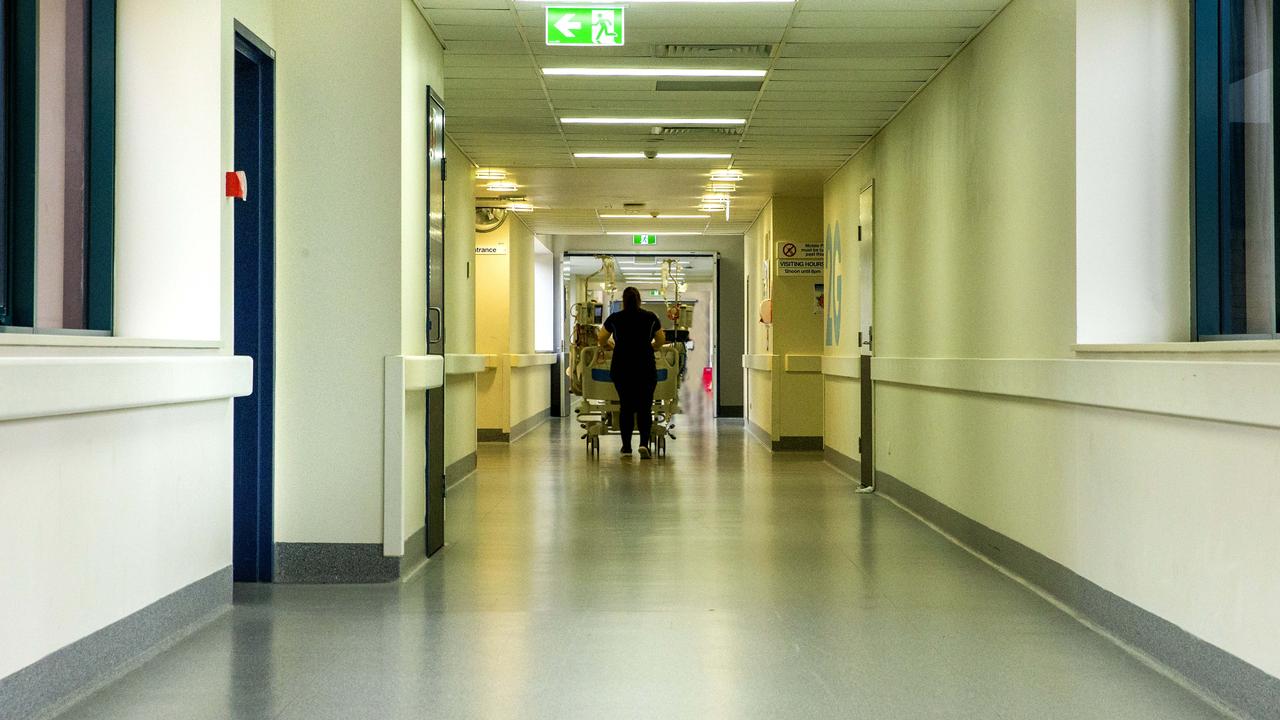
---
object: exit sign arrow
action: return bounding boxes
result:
[546,6,625,47]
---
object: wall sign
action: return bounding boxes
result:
[633,234,657,245]
[546,6,624,46]
[776,240,824,276]
[476,242,508,255]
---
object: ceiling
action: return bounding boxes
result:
[416,0,1010,236]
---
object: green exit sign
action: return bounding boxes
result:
[633,234,657,245]
[546,6,624,46]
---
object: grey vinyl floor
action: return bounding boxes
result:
[55,390,1228,719]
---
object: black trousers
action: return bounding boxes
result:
[613,377,656,450]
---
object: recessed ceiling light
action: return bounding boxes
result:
[698,204,726,211]
[710,169,743,181]
[562,117,746,126]
[575,153,647,159]
[486,182,519,192]
[508,203,534,212]
[575,152,733,160]
[702,194,732,203]
[606,231,703,236]
[707,184,737,193]
[476,169,507,180]
[543,68,767,78]
[533,1,793,4]
[599,214,710,219]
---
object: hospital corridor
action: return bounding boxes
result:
[2,1,1279,719]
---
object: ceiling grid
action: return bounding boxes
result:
[417,0,1011,236]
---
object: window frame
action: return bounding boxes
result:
[0,0,114,334]
[1193,0,1280,340]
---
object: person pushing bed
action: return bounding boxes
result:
[598,287,667,459]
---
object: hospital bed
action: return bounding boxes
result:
[576,345,681,457]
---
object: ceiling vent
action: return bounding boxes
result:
[655,80,764,93]
[654,43,772,59]
[651,126,744,137]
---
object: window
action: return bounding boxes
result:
[1,0,113,333]
[1195,0,1280,339]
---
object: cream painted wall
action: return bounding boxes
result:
[3,0,238,681]
[1076,0,1191,344]
[115,0,222,341]
[822,150,874,462]
[823,0,1280,679]
[272,0,404,544]
[398,1,446,542]
[474,214,550,433]
[444,138,478,469]
[744,198,824,441]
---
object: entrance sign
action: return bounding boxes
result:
[776,240,823,276]
[476,241,508,255]
[546,6,625,46]
[633,234,657,246]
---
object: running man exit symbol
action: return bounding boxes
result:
[546,6,625,46]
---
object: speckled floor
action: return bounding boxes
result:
[54,391,1227,719]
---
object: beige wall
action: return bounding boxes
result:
[444,138,478,469]
[475,214,550,434]
[823,0,1280,679]
[745,198,824,442]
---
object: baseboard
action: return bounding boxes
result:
[273,542,401,584]
[772,436,823,452]
[745,419,773,449]
[477,428,509,443]
[445,451,478,491]
[0,566,231,720]
[397,525,428,578]
[824,445,864,484]
[874,469,1280,720]
[509,408,550,443]
[718,404,744,418]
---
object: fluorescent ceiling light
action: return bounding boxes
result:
[475,169,507,180]
[606,232,703,236]
[575,152,733,160]
[658,153,733,159]
[702,194,732,203]
[563,118,746,125]
[707,184,737,193]
[508,203,535,212]
[710,170,743,181]
[599,214,710,219]
[543,68,766,78]
[486,182,519,192]
[535,1,792,4]
[575,152,647,159]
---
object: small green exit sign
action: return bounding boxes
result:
[633,234,657,245]
[546,6,624,46]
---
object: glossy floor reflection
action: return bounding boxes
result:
[56,388,1227,719]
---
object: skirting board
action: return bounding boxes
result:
[509,408,551,443]
[718,405,744,418]
[873,469,1280,720]
[274,542,401,584]
[745,420,822,452]
[773,436,823,452]
[0,566,231,720]
[824,445,868,487]
[445,451,478,491]
[479,409,551,445]
[477,428,508,443]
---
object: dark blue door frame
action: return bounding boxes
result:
[232,24,276,583]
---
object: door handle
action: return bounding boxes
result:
[428,306,443,345]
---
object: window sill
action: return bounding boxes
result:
[0,334,221,350]
[1074,340,1280,354]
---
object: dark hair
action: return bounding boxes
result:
[622,286,642,310]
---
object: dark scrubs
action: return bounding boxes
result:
[603,307,662,450]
